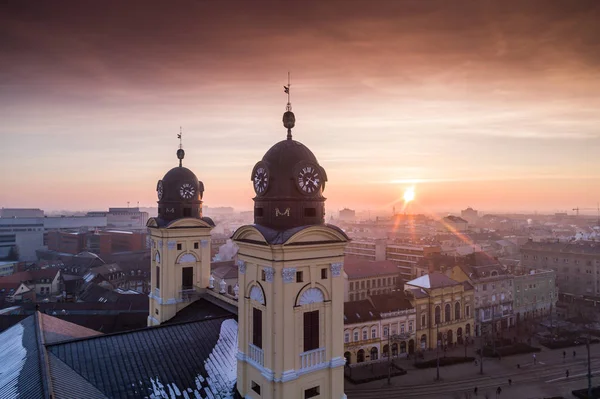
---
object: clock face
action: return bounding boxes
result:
[157,180,163,200]
[179,183,196,199]
[297,164,321,194]
[253,165,269,195]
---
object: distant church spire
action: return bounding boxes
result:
[176,126,185,167]
[282,72,295,140]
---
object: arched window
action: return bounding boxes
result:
[455,302,461,320]
[445,303,451,322]
[400,341,407,353]
[371,327,377,339]
[383,344,389,358]
[370,347,378,360]
[391,343,398,357]
[435,306,441,324]
[357,349,365,362]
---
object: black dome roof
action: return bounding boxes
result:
[155,149,204,223]
[258,139,326,199]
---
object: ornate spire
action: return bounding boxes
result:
[282,72,295,140]
[176,126,185,167]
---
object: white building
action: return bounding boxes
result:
[87,207,148,230]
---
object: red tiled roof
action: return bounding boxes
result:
[39,312,102,344]
[344,256,399,279]
[0,268,60,284]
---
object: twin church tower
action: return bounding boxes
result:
[146,86,348,399]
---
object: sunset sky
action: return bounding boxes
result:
[1,1,599,215]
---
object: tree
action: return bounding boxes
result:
[6,245,19,261]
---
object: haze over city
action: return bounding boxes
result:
[1,0,600,214]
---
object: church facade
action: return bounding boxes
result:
[144,89,349,398]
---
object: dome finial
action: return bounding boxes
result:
[176,126,185,167]
[282,72,295,140]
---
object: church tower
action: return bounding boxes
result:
[146,138,215,326]
[233,84,348,399]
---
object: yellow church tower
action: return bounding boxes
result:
[146,138,214,326]
[233,86,349,399]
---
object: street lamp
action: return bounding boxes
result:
[387,333,405,385]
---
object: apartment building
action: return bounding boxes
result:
[521,240,600,298]
[386,243,441,281]
[344,256,401,302]
[448,253,515,336]
[513,269,557,324]
[343,293,416,364]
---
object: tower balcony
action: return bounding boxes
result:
[300,347,326,370]
[248,343,264,367]
[179,286,202,302]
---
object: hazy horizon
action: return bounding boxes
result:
[1,1,599,216]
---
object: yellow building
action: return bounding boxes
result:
[146,146,215,326]
[343,293,416,364]
[233,98,348,399]
[405,273,474,350]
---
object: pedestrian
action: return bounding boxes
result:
[497,387,502,395]
[566,370,569,379]
[573,350,576,358]
[474,387,478,396]
[563,351,566,360]
[533,353,537,365]
[508,378,512,386]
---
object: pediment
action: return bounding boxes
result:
[166,218,213,229]
[285,225,348,245]
[231,226,268,244]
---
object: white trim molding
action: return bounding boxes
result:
[148,292,163,305]
[330,356,346,368]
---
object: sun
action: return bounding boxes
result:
[403,187,415,203]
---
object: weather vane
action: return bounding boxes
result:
[176,126,185,167]
[284,71,291,111]
[282,72,296,140]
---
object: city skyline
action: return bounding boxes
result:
[1,1,599,214]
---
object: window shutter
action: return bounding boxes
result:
[253,308,262,349]
[311,311,319,350]
[303,311,312,352]
[304,310,320,352]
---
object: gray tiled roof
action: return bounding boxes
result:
[47,316,239,399]
[0,316,44,399]
[245,224,349,245]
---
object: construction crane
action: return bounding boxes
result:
[573,203,600,225]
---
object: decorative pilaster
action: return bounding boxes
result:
[331,262,343,277]
[282,268,296,284]
[264,267,275,283]
[237,260,246,274]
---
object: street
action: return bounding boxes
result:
[346,341,600,398]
